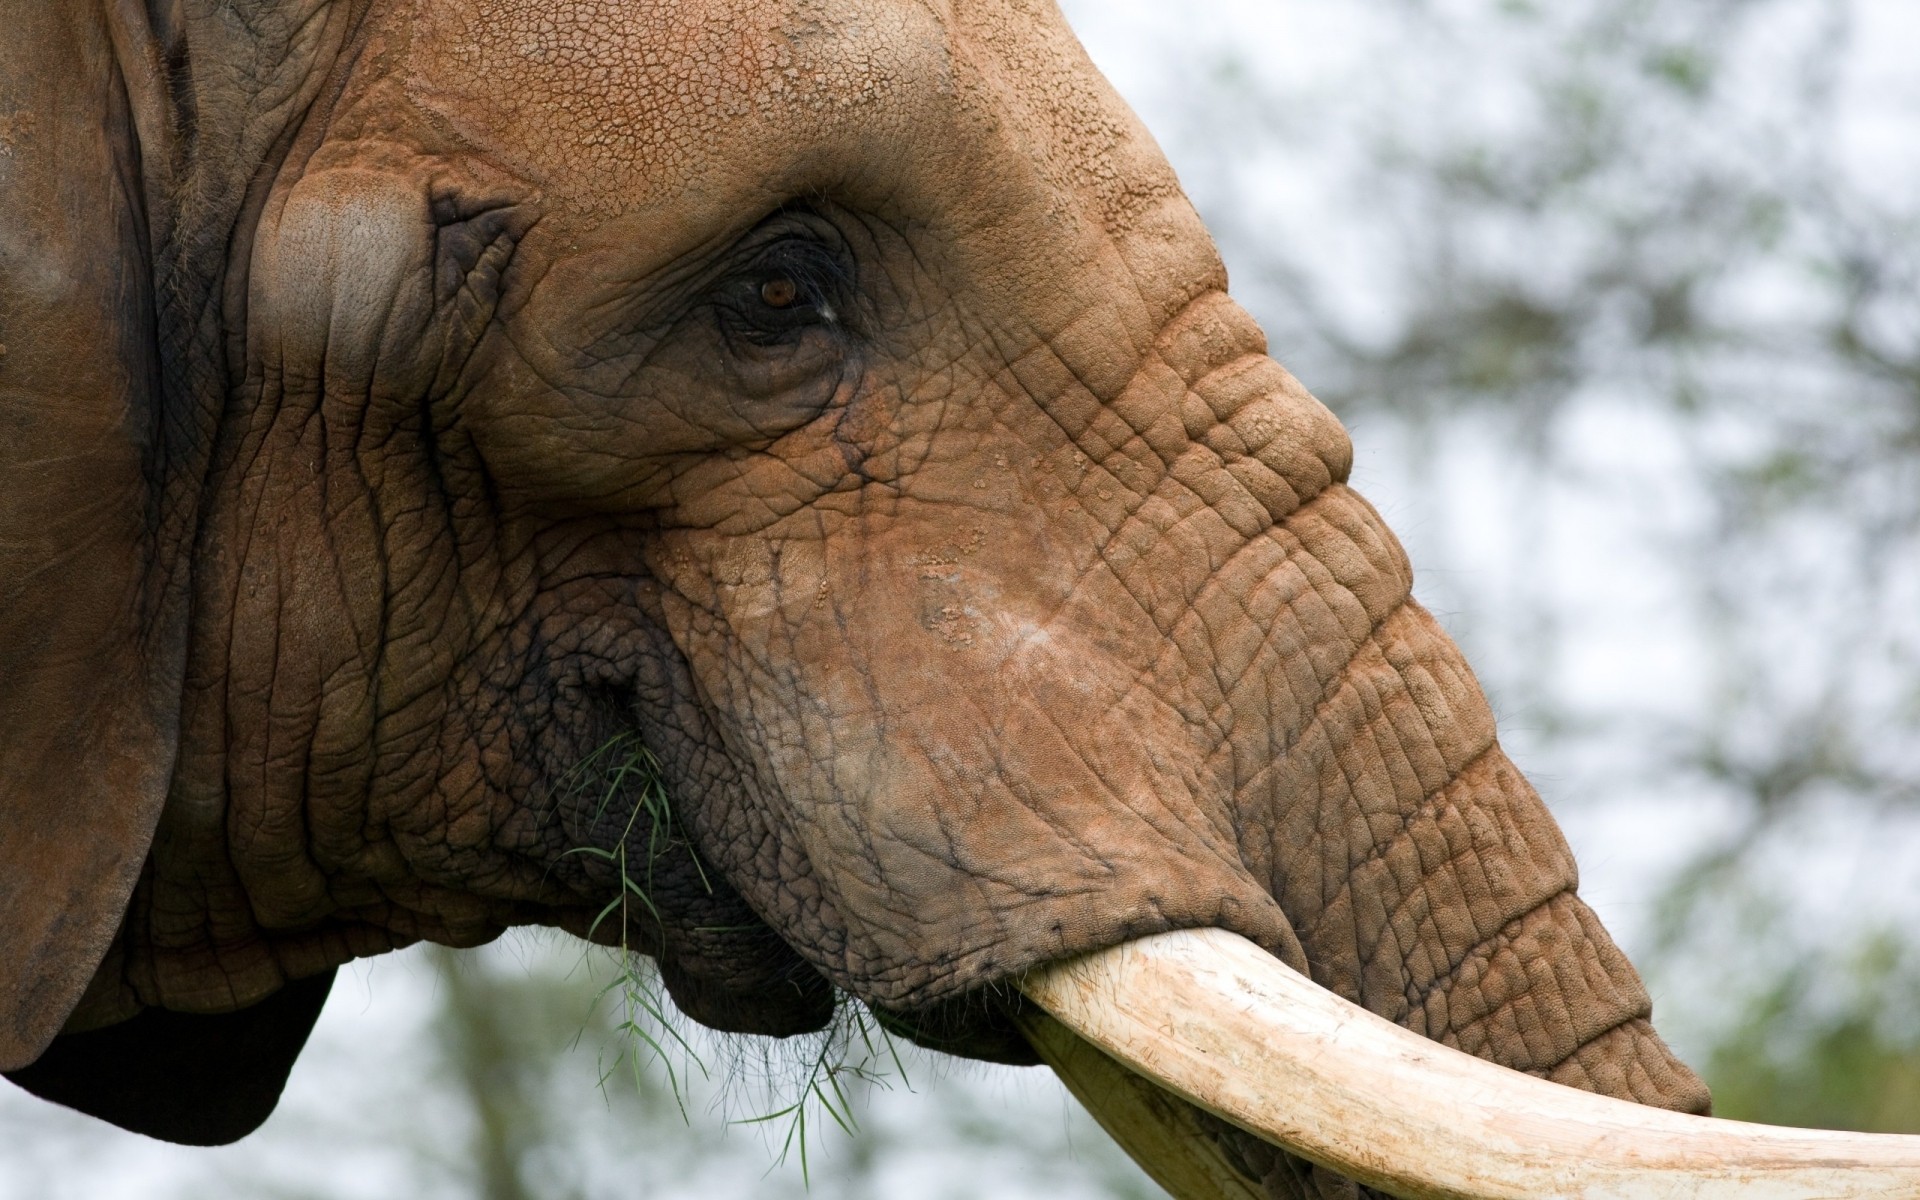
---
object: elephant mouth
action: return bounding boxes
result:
[1014,929,1920,1200]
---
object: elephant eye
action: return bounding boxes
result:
[719,235,852,346]
[759,275,801,310]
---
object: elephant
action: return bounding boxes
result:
[0,1,1751,1195]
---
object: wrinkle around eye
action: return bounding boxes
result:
[455,210,876,515]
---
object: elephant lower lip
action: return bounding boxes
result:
[1016,928,1920,1200]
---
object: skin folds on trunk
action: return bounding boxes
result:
[1162,428,1711,1194]
[1224,488,1710,1112]
[1115,337,1710,1194]
[1037,437,1712,1197]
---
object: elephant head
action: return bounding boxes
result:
[1,0,1727,1192]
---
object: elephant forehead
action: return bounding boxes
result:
[403,0,956,213]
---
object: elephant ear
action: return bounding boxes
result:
[4,971,338,1145]
[0,2,188,1070]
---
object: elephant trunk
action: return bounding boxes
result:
[986,290,1723,1193]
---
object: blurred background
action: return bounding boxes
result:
[4,1,1918,1194]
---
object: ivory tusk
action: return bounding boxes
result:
[1011,1005,1265,1200]
[1017,927,1920,1200]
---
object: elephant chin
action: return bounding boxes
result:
[1015,929,1920,1200]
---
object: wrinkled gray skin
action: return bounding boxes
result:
[0,1,1707,1193]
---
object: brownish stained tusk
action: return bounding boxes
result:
[1017,927,1920,1200]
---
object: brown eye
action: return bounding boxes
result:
[759,276,800,309]
[720,236,850,344]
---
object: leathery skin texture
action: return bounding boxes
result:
[13,0,1707,1188]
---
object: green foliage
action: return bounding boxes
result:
[556,732,709,935]
[1706,933,1920,1133]
[731,1005,913,1185]
[550,736,715,1119]
[1644,45,1713,96]
[554,736,918,1180]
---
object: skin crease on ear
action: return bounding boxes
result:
[34,0,1708,1185]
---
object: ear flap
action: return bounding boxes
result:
[0,2,188,1068]
[3,969,335,1144]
